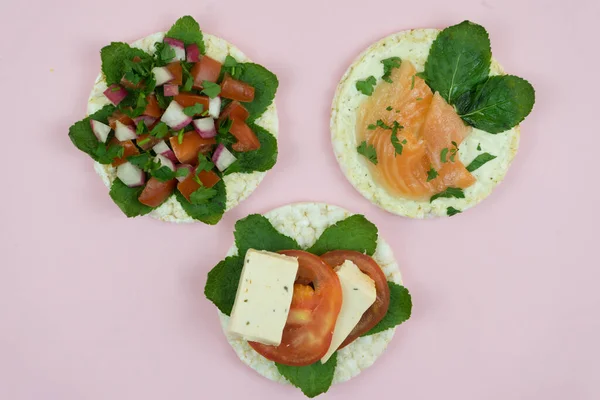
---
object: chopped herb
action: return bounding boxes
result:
[183,103,204,116]
[150,121,169,138]
[189,185,218,205]
[353,288,358,291]
[391,130,406,156]
[430,187,465,203]
[94,143,124,164]
[193,173,202,185]
[355,76,377,96]
[177,129,185,144]
[152,165,177,182]
[368,119,391,130]
[357,141,378,165]
[136,121,147,134]
[175,167,189,178]
[284,286,289,292]
[201,81,221,98]
[183,76,194,92]
[447,206,462,216]
[427,166,439,181]
[410,75,415,90]
[246,321,250,326]
[216,117,235,146]
[381,57,402,83]
[466,152,497,172]
[416,97,423,101]
[197,153,215,172]
[477,143,482,151]
[111,85,121,92]
[137,137,151,146]
[223,55,238,68]
[386,106,393,111]
[440,148,449,163]
[159,42,176,63]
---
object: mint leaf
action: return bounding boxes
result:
[68,105,116,161]
[427,166,439,181]
[221,55,243,79]
[100,42,152,86]
[356,76,377,96]
[357,141,378,165]
[363,282,412,336]
[174,179,226,224]
[165,15,205,54]
[276,353,337,398]
[204,256,244,316]
[109,179,154,218]
[183,103,204,116]
[94,142,124,165]
[234,214,300,259]
[430,187,465,202]
[447,206,462,216]
[455,75,535,133]
[308,215,378,256]
[224,122,277,175]
[419,21,491,103]
[466,152,497,172]
[381,57,402,83]
[235,63,278,120]
[190,186,217,205]
[201,81,221,98]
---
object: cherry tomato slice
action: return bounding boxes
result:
[138,177,176,207]
[249,250,342,366]
[220,74,255,102]
[108,111,134,130]
[320,250,390,348]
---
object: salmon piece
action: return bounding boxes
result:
[220,74,255,102]
[177,169,221,202]
[230,118,260,152]
[109,139,139,167]
[138,177,176,207]
[166,62,183,85]
[191,56,222,88]
[143,94,163,118]
[108,111,134,130]
[218,101,249,124]
[169,132,216,164]
[173,93,209,113]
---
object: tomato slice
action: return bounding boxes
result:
[173,93,209,114]
[230,118,260,152]
[218,101,249,124]
[177,169,220,201]
[108,111,134,130]
[166,62,183,85]
[249,250,342,366]
[138,177,176,207]
[320,250,390,348]
[143,94,163,118]
[191,56,222,88]
[169,132,216,164]
[220,74,255,102]
[109,139,139,167]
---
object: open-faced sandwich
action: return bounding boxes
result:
[331,21,535,218]
[205,203,412,397]
[69,16,279,224]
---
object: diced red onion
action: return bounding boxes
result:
[164,37,186,61]
[212,144,238,172]
[208,96,221,119]
[192,117,217,138]
[116,162,145,187]
[161,101,192,130]
[114,120,137,141]
[133,115,157,127]
[152,66,174,86]
[186,44,200,62]
[176,164,193,182]
[90,120,111,143]
[163,83,179,97]
[103,84,128,106]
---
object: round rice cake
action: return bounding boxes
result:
[218,202,403,386]
[330,28,519,218]
[88,32,279,223]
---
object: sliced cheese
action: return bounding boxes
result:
[321,260,377,363]
[228,249,299,346]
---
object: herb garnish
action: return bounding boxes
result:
[447,207,462,216]
[430,187,465,202]
[381,57,402,83]
[357,141,378,165]
[466,152,497,172]
[356,76,377,96]
[426,166,438,182]
[201,81,221,98]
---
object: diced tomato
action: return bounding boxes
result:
[220,74,255,102]
[177,169,221,202]
[138,177,176,207]
[169,132,216,164]
[218,101,249,124]
[166,62,183,86]
[136,133,162,151]
[230,118,260,152]
[191,56,222,88]
[108,111,134,130]
[143,94,163,118]
[109,139,139,167]
[173,93,209,113]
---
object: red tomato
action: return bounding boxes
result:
[220,74,255,102]
[218,101,249,124]
[166,62,183,86]
[230,118,260,152]
[143,94,163,118]
[169,132,216,164]
[320,250,390,348]
[173,93,209,113]
[249,250,343,366]
[109,139,139,167]
[138,177,176,207]
[177,169,220,202]
[108,111,134,130]
[191,56,222,88]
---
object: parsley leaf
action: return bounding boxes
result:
[427,166,439,181]
[276,353,337,398]
[386,106,393,111]
[440,148,449,163]
[165,15,205,54]
[477,143,482,151]
[190,186,218,205]
[234,214,301,260]
[391,130,406,156]
[151,166,176,182]
[357,141,378,165]
[94,142,124,165]
[447,206,462,216]
[430,187,465,203]
[201,81,221,98]
[127,153,153,170]
[356,76,377,96]
[68,105,116,162]
[183,103,204,116]
[368,119,391,130]
[363,282,412,336]
[466,152,497,172]
[308,215,378,256]
[154,42,175,65]
[174,179,226,224]
[197,153,215,172]
[150,122,169,138]
[381,57,402,83]
[109,179,154,217]
[204,256,244,315]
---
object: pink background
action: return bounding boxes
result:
[1,0,598,399]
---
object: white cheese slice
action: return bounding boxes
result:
[321,260,377,363]
[228,249,299,346]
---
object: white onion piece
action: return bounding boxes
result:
[116,162,145,187]
[192,117,217,139]
[161,101,192,130]
[152,66,174,86]
[212,144,237,172]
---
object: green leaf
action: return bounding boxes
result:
[440,148,449,163]
[151,166,176,182]
[381,57,402,83]
[108,179,154,218]
[154,42,176,66]
[419,21,491,103]
[447,206,462,216]
[390,128,406,156]
[455,75,535,133]
[189,186,218,205]
[363,282,412,336]
[174,179,226,224]
[100,42,152,85]
[165,15,205,54]
[235,62,279,120]
[276,353,337,398]
[427,166,439,181]
[234,214,300,260]
[93,142,124,165]
[308,215,378,256]
[183,103,204,116]
[357,141,378,165]
[430,187,465,203]
[150,121,169,138]
[221,55,243,79]
[197,153,215,172]
[204,256,244,316]
[466,152,497,172]
[68,105,117,161]
[356,76,377,96]
[224,123,278,175]
[201,81,221,98]
[127,153,153,170]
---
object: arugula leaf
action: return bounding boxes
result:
[235,63,278,120]
[190,186,218,205]
[363,282,412,336]
[381,57,402,83]
[430,187,465,202]
[455,75,535,133]
[201,81,221,98]
[183,103,204,116]
[308,215,378,256]
[466,152,497,172]
[109,179,154,217]
[174,179,226,224]
[357,141,378,165]
[276,353,337,398]
[93,142,124,165]
[224,123,278,175]
[100,42,152,86]
[419,21,491,103]
[68,105,117,161]
[427,166,439,181]
[165,15,205,54]
[204,256,244,315]
[356,76,377,96]
[447,206,462,216]
[234,214,300,260]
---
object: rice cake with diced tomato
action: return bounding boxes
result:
[331,28,519,218]
[218,203,402,385]
[89,32,278,223]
